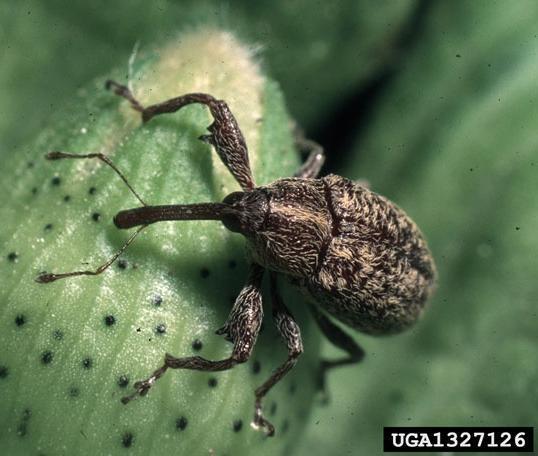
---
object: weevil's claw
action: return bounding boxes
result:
[35,272,57,284]
[121,378,154,404]
[251,410,275,437]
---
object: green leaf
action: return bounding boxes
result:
[0,0,417,154]
[0,30,320,455]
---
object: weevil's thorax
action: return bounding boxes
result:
[247,178,332,277]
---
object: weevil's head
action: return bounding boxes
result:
[221,189,269,236]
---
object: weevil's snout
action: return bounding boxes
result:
[222,190,268,235]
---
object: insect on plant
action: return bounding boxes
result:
[36,79,436,436]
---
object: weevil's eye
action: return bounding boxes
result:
[221,190,268,236]
[222,191,244,205]
[222,192,245,233]
[222,213,242,233]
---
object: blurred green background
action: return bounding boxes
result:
[1,1,537,455]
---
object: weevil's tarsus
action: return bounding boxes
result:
[308,304,365,403]
[121,264,264,404]
[293,126,325,179]
[113,203,233,230]
[105,80,144,113]
[45,151,147,206]
[251,273,303,436]
[106,79,255,191]
[35,225,147,284]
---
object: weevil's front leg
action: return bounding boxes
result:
[308,304,364,402]
[121,264,264,404]
[293,126,325,179]
[252,273,303,437]
[106,80,255,191]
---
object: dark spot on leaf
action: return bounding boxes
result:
[69,386,80,398]
[270,402,277,416]
[155,324,166,335]
[104,315,116,326]
[53,329,64,340]
[82,357,93,369]
[456,53,461,58]
[63,195,71,202]
[208,377,218,388]
[92,212,101,222]
[252,360,261,374]
[191,339,203,351]
[117,259,127,270]
[388,389,404,404]
[31,187,38,195]
[118,375,129,388]
[51,176,61,186]
[152,295,162,306]
[228,260,237,269]
[515,226,520,231]
[200,268,210,279]
[41,351,53,365]
[0,365,8,379]
[289,382,296,395]
[136,328,141,333]
[44,223,53,231]
[233,419,243,432]
[15,314,26,327]
[7,252,18,262]
[27,161,34,168]
[88,187,96,195]
[122,432,134,448]
[175,416,188,431]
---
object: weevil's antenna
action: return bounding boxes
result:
[35,224,147,284]
[45,151,147,206]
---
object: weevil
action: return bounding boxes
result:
[36,79,436,436]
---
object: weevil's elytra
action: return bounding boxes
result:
[36,79,436,437]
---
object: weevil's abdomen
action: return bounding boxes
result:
[305,175,436,335]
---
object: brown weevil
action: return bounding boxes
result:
[36,79,436,436]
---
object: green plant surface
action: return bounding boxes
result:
[299,1,538,455]
[0,30,321,455]
[0,0,416,155]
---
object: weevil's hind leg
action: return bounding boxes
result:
[251,273,304,437]
[308,304,364,403]
[36,225,147,283]
[121,264,264,404]
[106,80,255,191]
[293,126,325,179]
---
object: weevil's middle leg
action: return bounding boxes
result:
[251,273,303,437]
[106,79,255,191]
[121,264,264,405]
[308,304,364,403]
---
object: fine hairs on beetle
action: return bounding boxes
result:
[36,79,436,437]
